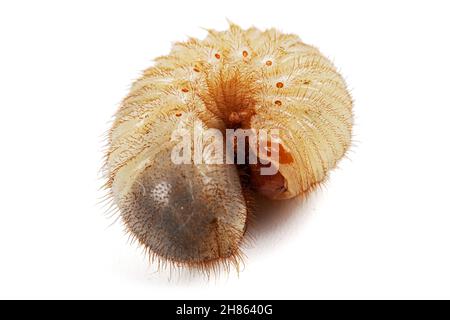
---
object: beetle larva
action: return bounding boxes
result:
[103,23,352,272]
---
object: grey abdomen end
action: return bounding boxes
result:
[120,152,247,264]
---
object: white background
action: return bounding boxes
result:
[1,0,449,299]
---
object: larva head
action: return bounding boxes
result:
[247,136,296,200]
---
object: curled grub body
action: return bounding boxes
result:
[104,23,353,272]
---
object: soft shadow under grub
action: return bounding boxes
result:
[104,23,353,275]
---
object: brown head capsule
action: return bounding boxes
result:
[103,23,353,273]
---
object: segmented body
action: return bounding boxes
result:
[104,24,352,269]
